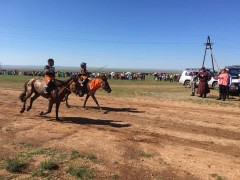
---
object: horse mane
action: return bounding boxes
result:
[56,77,73,86]
[99,75,107,81]
[64,77,73,85]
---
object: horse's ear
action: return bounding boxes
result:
[70,74,78,81]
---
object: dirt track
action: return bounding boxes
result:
[0,89,240,179]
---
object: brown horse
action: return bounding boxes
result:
[19,76,79,120]
[65,75,111,109]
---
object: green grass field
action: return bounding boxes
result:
[0,75,185,97]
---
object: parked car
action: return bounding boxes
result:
[179,68,218,89]
[225,65,240,94]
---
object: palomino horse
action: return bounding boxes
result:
[65,75,111,109]
[19,76,79,120]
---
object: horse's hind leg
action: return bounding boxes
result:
[20,100,27,113]
[20,91,33,113]
[27,93,40,111]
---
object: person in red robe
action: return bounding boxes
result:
[196,67,211,98]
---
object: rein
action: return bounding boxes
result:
[58,79,76,94]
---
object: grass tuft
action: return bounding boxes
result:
[211,173,223,180]
[31,168,46,177]
[86,154,97,163]
[19,148,56,158]
[139,152,152,158]
[111,174,120,179]
[40,159,59,170]
[4,157,28,173]
[66,165,94,179]
[70,150,85,159]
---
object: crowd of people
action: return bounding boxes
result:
[110,72,146,80]
[153,73,180,82]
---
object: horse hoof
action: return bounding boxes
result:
[67,105,70,108]
[39,111,44,116]
[26,107,31,111]
[20,108,25,113]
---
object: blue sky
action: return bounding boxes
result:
[0,0,239,70]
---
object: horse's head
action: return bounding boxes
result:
[71,75,79,83]
[99,75,111,93]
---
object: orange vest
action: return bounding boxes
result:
[89,79,102,93]
[80,75,88,81]
[45,75,55,83]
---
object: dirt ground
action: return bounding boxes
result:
[0,88,240,179]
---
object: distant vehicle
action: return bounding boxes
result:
[225,65,240,94]
[179,68,218,89]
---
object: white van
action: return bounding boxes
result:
[179,68,218,89]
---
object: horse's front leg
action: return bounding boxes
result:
[91,94,101,110]
[27,93,39,111]
[65,94,70,108]
[40,101,53,116]
[83,94,90,108]
[55,101,61,121]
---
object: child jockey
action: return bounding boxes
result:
[44,58,55,94]
[79,62,90,97]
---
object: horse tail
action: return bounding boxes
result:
[19,81,29,102]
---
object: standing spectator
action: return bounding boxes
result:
[153,72,159,81]
[169,74,173,82]
[226,69,232,99]
[190,72,198,96]
[216,68,229,101]
[196,67,211,98]
[159,73,162,81]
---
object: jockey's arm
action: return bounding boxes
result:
[44,65,51,74]
[45,69,50,74]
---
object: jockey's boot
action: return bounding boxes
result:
[44,81,53,94]
[79,89,85,97]
[79,79,89,97]
[79,84,85,97]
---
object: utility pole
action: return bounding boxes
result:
[202,36,215,71]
